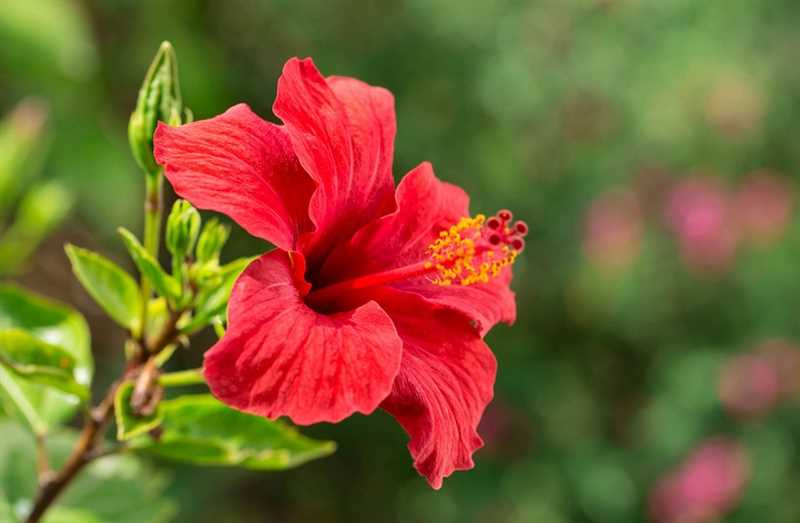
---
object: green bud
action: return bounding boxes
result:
[128,41,183,175]
[165,199,200,258]
[196,218,230,264]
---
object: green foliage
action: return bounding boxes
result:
[0,284,90,429]
[42,507,105,523]
[129,394,336,470]
[0,329,88,401]
[114,380,163,441]
[0,420,175,523]
[0,0,96,82]
[118,228,181,304]
[65,244,142,335]
[0,100,73,276]
[183,257,254,334]
[0,181,73,274]
[0,99,48,219]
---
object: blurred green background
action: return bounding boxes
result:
[3,0,800,522]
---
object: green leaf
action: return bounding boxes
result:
[113,381,162,441]
[130,394,335,470]
[0,364,47,435]
[0,498,14,522]
[0,420,175,523]
[183,256,254,334]
[44,506,104,523]
[65,244,142,334]
[118,228,180,303]
[0,284,91,427]
[0,329,88,400]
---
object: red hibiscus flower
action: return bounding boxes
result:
[153,57,524,488]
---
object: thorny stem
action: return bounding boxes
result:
[23,315,183,523]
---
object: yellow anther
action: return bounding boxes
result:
[425,214,519,287]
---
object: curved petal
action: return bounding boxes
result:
[203,250,403,425]
[376,288,497,489]
[273,58,396,261]
[154,104,316,251]
[320,162,516,335]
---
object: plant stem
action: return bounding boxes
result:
[35,433,51,482]
[24,378,120,523]
[24,315,182,523]
[143,172,163,259]
[139,171,163,340]
[159,368,204,387]
[26,165,175,522]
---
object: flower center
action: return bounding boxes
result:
[305,210,526,308]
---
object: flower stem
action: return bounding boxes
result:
[139,170,163,339]
[24,379,120,523]
[159,368,204,387]
[23,317,185,523]
[143,172,163,258]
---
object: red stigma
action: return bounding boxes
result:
[424,211,526,286]
[484,211,527,252]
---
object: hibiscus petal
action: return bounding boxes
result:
[320,162,516,335]
[153,104,316,251]
[273,57,396,261]
[203,250,403,425]
[376,288,497,489]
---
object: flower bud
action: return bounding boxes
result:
[196,218,230,264]
[129,41,183,175]
[165,199,200,258]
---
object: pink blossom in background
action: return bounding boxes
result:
[649,438,749,523]
[583,189,643,272]
[734,170,793,246]
[664,177,737,275]
[718,354,781,420]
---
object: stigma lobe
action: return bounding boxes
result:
[426,210,527,286]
